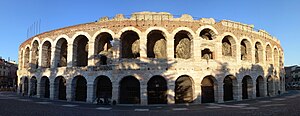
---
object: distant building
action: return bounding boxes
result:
[0,57,18,91]
[285,65,300,88]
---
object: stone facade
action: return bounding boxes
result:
[17,12,285,105]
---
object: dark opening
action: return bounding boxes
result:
[95,76,112,100]
[58,38,68,67]
[147,30,167,58]
[200,29,213,40]
[174,31,192,59]
[119,76,140,104]
[24,77,29,95]
[30,77,37,96]
[147,76,168,104]
[74,76,87,101]
[75,35,89,67]
[175,75,193,104]
[100,55,107,65]
[222,36,232,56]
[242,76,249,99]
[41,77,50,98]
[223,76,233,101]
[57,76,66,100]
[201,76,215,103]
[121,31,140,58]
[201,48,213,60]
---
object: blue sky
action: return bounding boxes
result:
[0,0,299,66]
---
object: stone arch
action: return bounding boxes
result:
[24,47,30,68]
[73,35,89,67]
[120,30,140,58]
[94,32,113,66]
[72,75,87,101]
[40,76,50,98]
[147,30,167,58]
[31,40,39,69]
[242,75,253,99]
[174,30,193,59]
[222,35,237,58]
[223,75,238,101]
[119,76,140,104]
[94,75,112,103]
[30,76,37,96]
[196,25,219,40]
[240,39,252,62]
[255,42,263,63]
[175,75,194,104]
[201,48,213,60]
[54,76,66,100]
[267,75,274,96]
[266,44,273,65]
[256,76,265,97]
[147,75,168,104]
[55,38,68,67]
[201,75,217,103]
[274,47,279,68]
[41,41,52,68]
[199,28,217,40]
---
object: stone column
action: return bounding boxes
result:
[140,82,147,105]
[139,32,147,61]
[111,81,119,104]
[193,39,201,62]
[88,41,95,66]
[167,82,175,104]
[217,82,224,103]
[236,80,242,101]
[251,80,256,99]
[167,34,174,59]
[66,79,73,101]
[50,47,56,68]
[37,81,43,98]
[67,44,74,67]
[86,83,94,103]
[50,78,55,100]
[194,83,201,104]
[28,78,32,96]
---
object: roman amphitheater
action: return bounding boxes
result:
[17,12,285,105]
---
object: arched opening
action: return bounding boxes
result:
[119,76,140,104]
[24,47,30,68]
[94,76,112,103]
[201,48,213,60]
[55,38,68,67]
[30,76,37,96]
[40,76,50,98]
[73,35,89,67]
[256,76,264,97]
[201,76,216,103]
[73,76,87,101]
[200,28,216,40]
[267,76,274,96]
[95,32,113,66]
[274,48,279,67]
[174,31,192,59]
[241,39,251,61]
[41,41,52,68]
[266,45,272,65]
[255,42,263,63]
[54,76,66,100]
[222,36,236,57]
[242,76,253,99]
[223,75,237,101]
[121,31,140,58]
[147,75,168,104]
[31,40,39,69]
[24,77,29,95]
[175,75,194,104]
[147,30,167,59]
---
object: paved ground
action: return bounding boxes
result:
[0,91,300,116]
